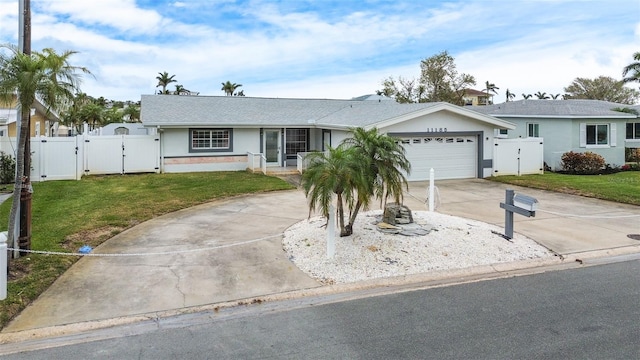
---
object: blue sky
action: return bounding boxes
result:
[0,0,638,102]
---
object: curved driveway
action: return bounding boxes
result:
[2,179,639,334]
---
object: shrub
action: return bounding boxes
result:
[0,151,15,185]
[560,151,606,174]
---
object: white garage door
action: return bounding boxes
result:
[401,135,477,180]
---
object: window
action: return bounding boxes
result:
[114,127,129,135]
[627,123,640,139]
[190,129,232,152]
[586,124,608,145]
[498,129,508,136]
[527,123,539,137]
[285,128,308,155]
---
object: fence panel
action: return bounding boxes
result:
[493,138,544,176]
[84,136,124,175]
[35,137,80,181]
[123,135,160,173]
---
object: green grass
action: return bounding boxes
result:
[0,171,294,328]
[489,171,640,205]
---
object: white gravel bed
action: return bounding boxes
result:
[282,210,553,284]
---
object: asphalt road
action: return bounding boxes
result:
[3,260,639,359]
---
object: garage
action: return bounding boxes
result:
[401,135,477,181]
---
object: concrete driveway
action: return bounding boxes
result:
[2,178,639,335]
[403,179,640,255]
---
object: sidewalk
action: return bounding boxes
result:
[2,179,639,336]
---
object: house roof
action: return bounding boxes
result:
[471,99,640,118]
[140,94,515,130]
[463,88,488,97]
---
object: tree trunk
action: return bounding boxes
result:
[345,200,363,237]
[7,107,29,257]
[336,193,348,237]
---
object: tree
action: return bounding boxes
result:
[339,127,411,236]
[302,146,366,236]
[622,51,640,84]
[122,104,140,122]
[173,84,189,95]
[484,81,499,105]
[505,88,515,102]
[221,81,242,96]
[0,45,89,252]
[156,71,176,94]
[534,91,550,100]
[563,76,640,104]
[550,93,561,100]
[79,102,104,129]
[522,93,532,99]
[302,127,411,237]
[381,51,476,105]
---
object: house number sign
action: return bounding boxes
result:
[426,127,447,132]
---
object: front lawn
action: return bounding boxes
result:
[489,171,640,206]
[0,171,294,329]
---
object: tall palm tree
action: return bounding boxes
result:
[302,146,366,236]
[534,91,550,99]
[484,81,499,105]
[0,45,89,252]
[505,88,515,102]
[221,81,242,96]
[622,51,640,84]
[339,127,411,236]
[156,71,177,94]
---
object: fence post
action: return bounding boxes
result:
[1,231,7,300]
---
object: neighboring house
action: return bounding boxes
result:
[140,94,516,180]
[93,122,148,135]
[0,96,62,137]
[472,99,640,170]
[463,88,492,106]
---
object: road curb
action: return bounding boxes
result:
[3,247,639,352]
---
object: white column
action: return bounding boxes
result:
[428,168,435,212]
[327,203,335,258]
[1,231,7,300]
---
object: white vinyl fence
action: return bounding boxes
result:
[0,134,160,182]
[492,137,544,176]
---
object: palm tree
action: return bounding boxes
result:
[339,127,411,235]
[156,71,177,94]
[534,91,550,99]
[122,104,140,122]
[505,88,515,102]
[522,93,532,99]
[484,81,499,105]
[79,102,104,130]
[302,146,367,236]
[622,52,640,84]
[0,45,89,252]
[221,81,242,96]
[173,84,190,95]
[550,93,561,100]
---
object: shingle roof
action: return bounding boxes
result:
[141,95,445,128]
[470,99,639,118]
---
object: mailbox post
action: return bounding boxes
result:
[499,189,537,239]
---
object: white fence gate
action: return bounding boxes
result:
[0,134,160,182]
[493,137,544,176]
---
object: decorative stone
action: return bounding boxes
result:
[382,203,413,225]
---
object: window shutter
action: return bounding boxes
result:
[579,123,586,147]
[610,123,616,147]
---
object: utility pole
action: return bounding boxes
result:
[18,0,32,253]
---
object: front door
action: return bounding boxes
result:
[264,129,281,165]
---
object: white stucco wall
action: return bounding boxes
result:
[504,117,629,169]
[161,127,262,173]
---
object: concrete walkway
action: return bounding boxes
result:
[2,179,639,336]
